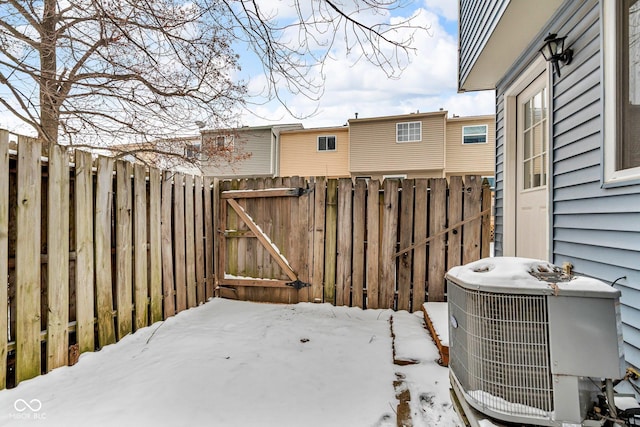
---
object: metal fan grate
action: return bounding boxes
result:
[449,282,554,418]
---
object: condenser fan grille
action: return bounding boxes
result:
[449,282,553,418]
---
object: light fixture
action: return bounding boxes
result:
[539,33,573,77]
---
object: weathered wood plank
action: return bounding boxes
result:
[115,160,133,339]
[463,175,482,264]
[427,178,447,302]
[47,143,70,371]
[220,279,291,288]
[94,156,116,348]
[366,179,380,309]
[447,177,463,271]
[74,150,95,354]
[15,137,42,383]
[148,167,163,323]
[351,179,366,309]
[220,188,304,199]
[134,163,148,329]
[204,177,215,299]
[380,179,399,309]
[0,132,8,388]
[411,179,428,311]
[226,199,297,282]
[161,171,176,317]
[481,180,492,259]
[397,179,414,312]
[324,179,338,305]
[217,180,229,297]
[173,173,187,312]
[194,175,205,304]
[311,176,326,302]
[336,178,353,307]
[184,174,196,308]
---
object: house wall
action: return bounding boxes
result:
[279,127,350,178]
[349,112,446,175]
[489,0,640,368]
[201,127,275,178]
[458,0,509,88]
[445,116,495,177]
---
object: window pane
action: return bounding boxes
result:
[524,130,532,159]
[524,159,532,189]
[328,136,336,150]
[318,137,326,151]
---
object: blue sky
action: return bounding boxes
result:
[235,0,495,128]
[0,0,495,136]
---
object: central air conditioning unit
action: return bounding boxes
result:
[446,257,625,426]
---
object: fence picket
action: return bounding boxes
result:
[134,164,148,329]
[194,175,205,304]
[46,143,70,370]
[173,173,187,312]
[15,137,42,383]
[184,174,196,309]
[324,179,338,305]
[427,178,447,302]
[336,178,353,307]
[161,171,176,317]
[95,156,116,348]
[397,179,414,311]
[463,175,482,264]
[311,177,326,303]
[149,167,163,323]
[380,179,399,309]
[411,179,428,311]
[351,179,366,309]
[366,179,380,309]
[0,132,9,388]
[74,150,95,354]
[447,176,463,271]
[204,177,215,299]
[115,160,133,339]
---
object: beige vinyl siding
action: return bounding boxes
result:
[445,116,496,176]
[353,170,445,181]
[349,112,446,173]
[280,128,350,178]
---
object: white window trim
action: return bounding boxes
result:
[317,135,337,152]
[462,124,488,144]
[603,1,640,184]
[382,174,407,180]
[396,121,422,143]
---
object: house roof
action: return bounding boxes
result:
[279,126,349,135]
[348,110,447,125]
[459,0,563,92]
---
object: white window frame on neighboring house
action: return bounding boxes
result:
[396,121,422,143]
[185,142,201,159]
[215,135,235,151]
[382,174,407,180]
[462,125,488,144]
[603,0,640,185]
[317,135,337,152]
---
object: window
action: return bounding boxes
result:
[462,125,488,144]
[396,122,421,142]
[215,135,234,150]
[603,0,640,183]
[318,135,336,151]
[185,143,201,159]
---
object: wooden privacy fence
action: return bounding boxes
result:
[0,132,216,389]
[218,175,491,310]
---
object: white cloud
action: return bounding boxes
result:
[241,6,495,128]
[423,0,458,22]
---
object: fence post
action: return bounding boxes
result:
[0,131,9,388]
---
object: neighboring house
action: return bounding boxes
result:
[347,111,495,180]
[458,0,640,368]
[279,126,350,178]
[445,114,496,182]
[200,124,302,178]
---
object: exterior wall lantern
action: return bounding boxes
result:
[539,33,573,77]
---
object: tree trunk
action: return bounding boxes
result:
[40,0,59,145]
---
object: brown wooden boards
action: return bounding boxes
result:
[173,173,187,312]
[133,163,148,329]
[324,179,338,305]
[15,137,42,383]
[397,179,414,312]
[74,150,95,354]
[411,179,428,311]
[184,174,196,308]
[365,179,380,309]
[336,178,353,307]
[115,160,133,339]
[194,176,205,304]
[351,179,366,309]
[161,171,176,317]
[149,167,163,323]
[427,178,447,302]
[0,131,7,388]
[46,143,70,370]
[380,179,399,309]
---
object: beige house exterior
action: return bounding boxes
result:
[445,114,496,181]
[347,111,494,181]
[279,126,350,178]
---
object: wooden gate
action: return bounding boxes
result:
[217,175,492,310]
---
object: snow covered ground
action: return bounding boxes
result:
[0,298,459,426]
